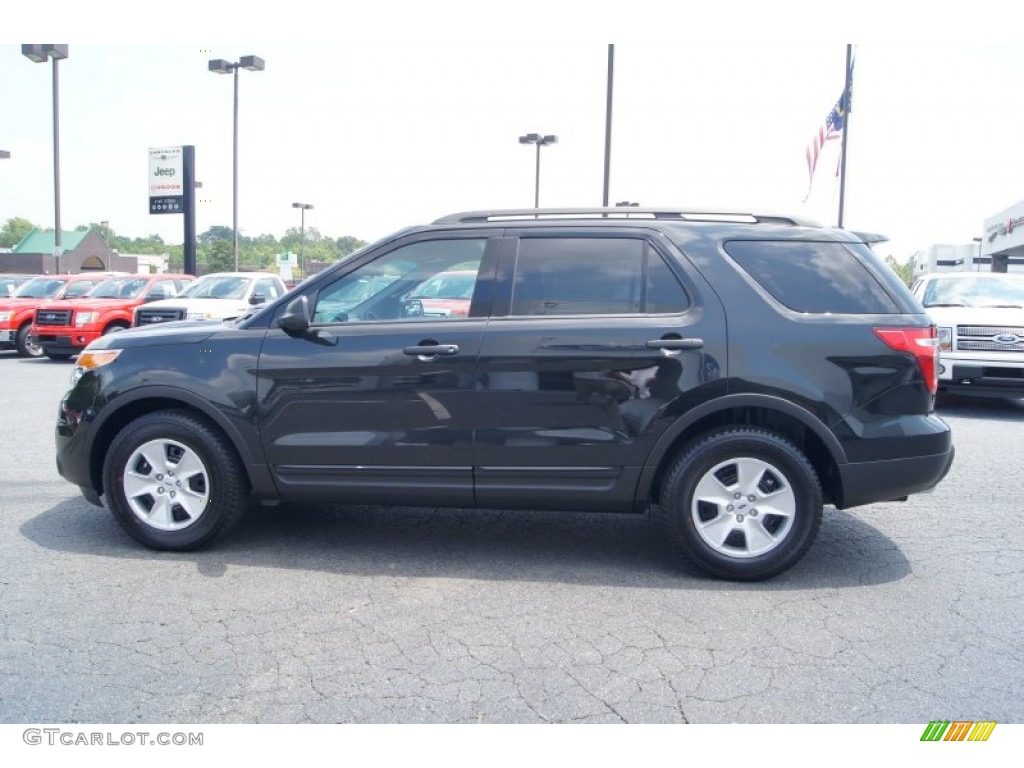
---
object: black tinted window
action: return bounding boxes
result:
[511,237,687,316]
[724,240,899,314]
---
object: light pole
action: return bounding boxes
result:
[22,44,68,274]
[518,133,558,208]
[292,202,313,276]
[101,220,112,266]
[209,54,265,271]
[972,236,983,272]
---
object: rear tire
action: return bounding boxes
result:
[661,427,823,581]
[102,410,249,550]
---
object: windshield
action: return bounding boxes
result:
[13,277,67,299]
[89,277,150,300]
[923,277,1024,308]
[181,276,250,300]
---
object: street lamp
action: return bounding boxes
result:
[22,44,68,274]
[972,236,983,272]
[292,202,314,276]
[209,54,266,271]
[518,133,558,208]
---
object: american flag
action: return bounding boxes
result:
[803,90,849,201]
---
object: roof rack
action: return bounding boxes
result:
[433,207,823,227]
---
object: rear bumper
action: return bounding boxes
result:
[837,443,955,509]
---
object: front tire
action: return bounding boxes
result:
[661,428,823,581]
[15,323,43,358]
[102,410,249,550]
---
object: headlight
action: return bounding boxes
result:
[70,349,121,386]
[0,311,13,323]
[937,326,952,352]
[75,311,99,327]
[186,311,211,320]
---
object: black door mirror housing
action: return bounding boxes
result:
[278,296,312,337]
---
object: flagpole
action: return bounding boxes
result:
[837,44,853,228]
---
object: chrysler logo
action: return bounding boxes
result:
[994,333,1021,345]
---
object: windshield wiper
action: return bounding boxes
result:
[978,304,1024,309]
[924,302,965,308]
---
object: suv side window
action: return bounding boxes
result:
[313,238,488,324]
[510,237,688,316]
[255,278,282,300]
[724,240,900,314]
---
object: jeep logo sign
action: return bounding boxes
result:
[149,146,184,215]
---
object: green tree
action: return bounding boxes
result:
[0,217,34,248]
[203,239,235,274]
[884,255,914,287]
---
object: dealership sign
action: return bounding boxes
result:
[149,147,184,214]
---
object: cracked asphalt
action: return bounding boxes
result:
[1,352,1021,723]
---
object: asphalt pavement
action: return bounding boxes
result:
[1,352,1021,723]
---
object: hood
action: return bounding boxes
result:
[89,319,225,350]
[925,306,1024,327]
[141,297,252,319]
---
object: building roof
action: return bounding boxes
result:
[13,228,91,254]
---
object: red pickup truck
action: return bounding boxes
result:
[33,273,194,360]
[0,273,114,358]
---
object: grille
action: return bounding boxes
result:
[957,325,1024,353]
[35,309,72,326]
[136,308,186,325]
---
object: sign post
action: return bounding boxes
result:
[149,146,197,275]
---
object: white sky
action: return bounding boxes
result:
[3,7,1023,263]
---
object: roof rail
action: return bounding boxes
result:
[433,208,823,227]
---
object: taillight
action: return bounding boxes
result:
[873,326,939,395]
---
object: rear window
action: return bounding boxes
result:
[724,240,899,314]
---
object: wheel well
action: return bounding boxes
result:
[89,398,245,497]
[647,406,841,507]
[103,320,131,333]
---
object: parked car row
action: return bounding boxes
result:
[0,272,286,360]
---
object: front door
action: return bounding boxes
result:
[257,234,498,506]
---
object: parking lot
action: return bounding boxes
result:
[1,351,1021,724]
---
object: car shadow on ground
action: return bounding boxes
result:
[934,393,1024,421]
[21,497,910,591]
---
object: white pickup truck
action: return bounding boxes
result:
[133,272,286,327]
[911,272,1024,398]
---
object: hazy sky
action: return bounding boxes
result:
[3,17,1022,262]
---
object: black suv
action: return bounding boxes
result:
[55,208,954,580]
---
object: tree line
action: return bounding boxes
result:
[0,217,368,275]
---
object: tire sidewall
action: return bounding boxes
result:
[103,413,240,550]
[664,430,822,580]
[16,323,43,358]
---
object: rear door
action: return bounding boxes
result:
[474,228,726,511]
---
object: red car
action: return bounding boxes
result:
[405,270,476,317]
[33,273,194,360]
[0,274,114,358]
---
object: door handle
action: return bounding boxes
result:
[645,338,703,351]
[403,344,460,357]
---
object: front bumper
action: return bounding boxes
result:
[35,326,100,354]
[938,357,1024,397]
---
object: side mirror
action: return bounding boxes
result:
[278,296,312,337]
[249,293,266,305]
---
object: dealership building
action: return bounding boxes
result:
[913,198,1024,276]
